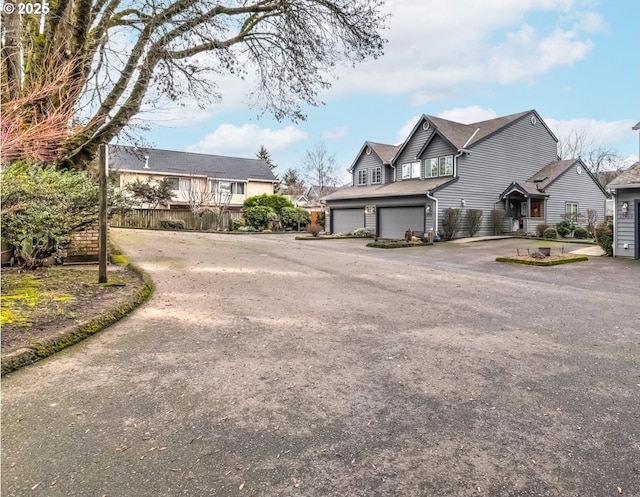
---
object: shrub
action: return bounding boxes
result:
[307,223,323,237]
[465,209,483,237]
[232,217,246,231]
[243,194,293,216]
[441,208,462,240]
[491,209,506,235]
[573,226,589,239]
[1,161,100,267]
[543,227,557,239]
[595,221,613,256]
[281,206,310,231]
[536,223,549,237]
[159,219,186,230]
[556,220,573,238]
[242,205,275,230]
[351,227,368,237]
[316,210,326,228]
[238,225,258,232]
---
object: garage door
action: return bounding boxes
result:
[332,208,364,234]
[378,206,424,239]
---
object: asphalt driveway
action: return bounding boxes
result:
[2,230,639,497]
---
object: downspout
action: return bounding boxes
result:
[426,191,438,235]
[429,148,468,234]
[610,189,617,256]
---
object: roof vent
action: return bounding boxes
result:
[533,176,548,183]
[143,156,150,169]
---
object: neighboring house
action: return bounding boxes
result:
[322,110,609,238]
[109,145,277,211]
[607,161,640,259]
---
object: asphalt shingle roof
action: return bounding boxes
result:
[607,161,640,187]
[322,177,453,201]
[109,145,277,182]
[525,159,577,191]
[426,110,532,150]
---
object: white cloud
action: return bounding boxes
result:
[321,127,350,140]
[328,0,598,103]
[186,123,308,157]
[437,106,498,124]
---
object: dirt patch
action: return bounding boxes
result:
[1,264,143,354]
[496,253,589,266]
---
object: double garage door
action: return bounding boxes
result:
[378,206,424,239]
[331,206,424,239]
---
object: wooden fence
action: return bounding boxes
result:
[111,209,242,231]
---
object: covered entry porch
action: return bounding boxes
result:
[500,182,548,234]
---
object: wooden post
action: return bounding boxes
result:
[98,144,108,283]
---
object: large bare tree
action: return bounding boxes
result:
[1,0,387,169]
[302,139,338,197]
[557,128,626,185]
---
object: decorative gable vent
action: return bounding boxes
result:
[530,116,537,125]
[422,121,430,131]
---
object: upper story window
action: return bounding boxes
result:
[209,180,245,195]
[167,177,192,191]
[372,167,382,184]
[401,161,421,180]
[425,155,453,178]
[357,169,368,186]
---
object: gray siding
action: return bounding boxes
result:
[545,167,607,226]
[437,115,559,236]
[351,150,387,187]
[395,123,434,181]
[614,190,639,257]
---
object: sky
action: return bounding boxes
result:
[131,0,639,185]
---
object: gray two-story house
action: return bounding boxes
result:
[323,110,609,238]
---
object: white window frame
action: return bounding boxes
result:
[372,167,382,184]
[357,169,368,186]
[402,161,421,179]
[233,182,245,195]
[424,155,454,178]
[565,202,578,222]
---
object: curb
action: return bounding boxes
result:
[1,260,154,376]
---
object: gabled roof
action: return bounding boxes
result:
[526,159,577,191]
[607,161,640,189]
[322,177,454,201]
[108,145,277,182]
[349,141,400,171]
[500,181,548,199]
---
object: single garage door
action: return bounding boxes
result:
[332,208,364,234]
[378,206,424,239]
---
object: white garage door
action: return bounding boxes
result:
[378,206,424,239]
[332,208,364,234]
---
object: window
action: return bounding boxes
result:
[439,156,453,176]
[167,177,180,190]
[530,198,544,218]
[372,167,381,184]
[233,182,245,195]
[402,161,421,179]
[357,169,368,186]
[179,177,191,191]
[424,155,453,177]
[565,202,578,222]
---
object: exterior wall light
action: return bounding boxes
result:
[621,201,629,217]
[461,199,466,207]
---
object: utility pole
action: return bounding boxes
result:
[98,144,108,283]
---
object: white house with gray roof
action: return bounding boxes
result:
[109,145,277,211]
[323,109,609,239]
